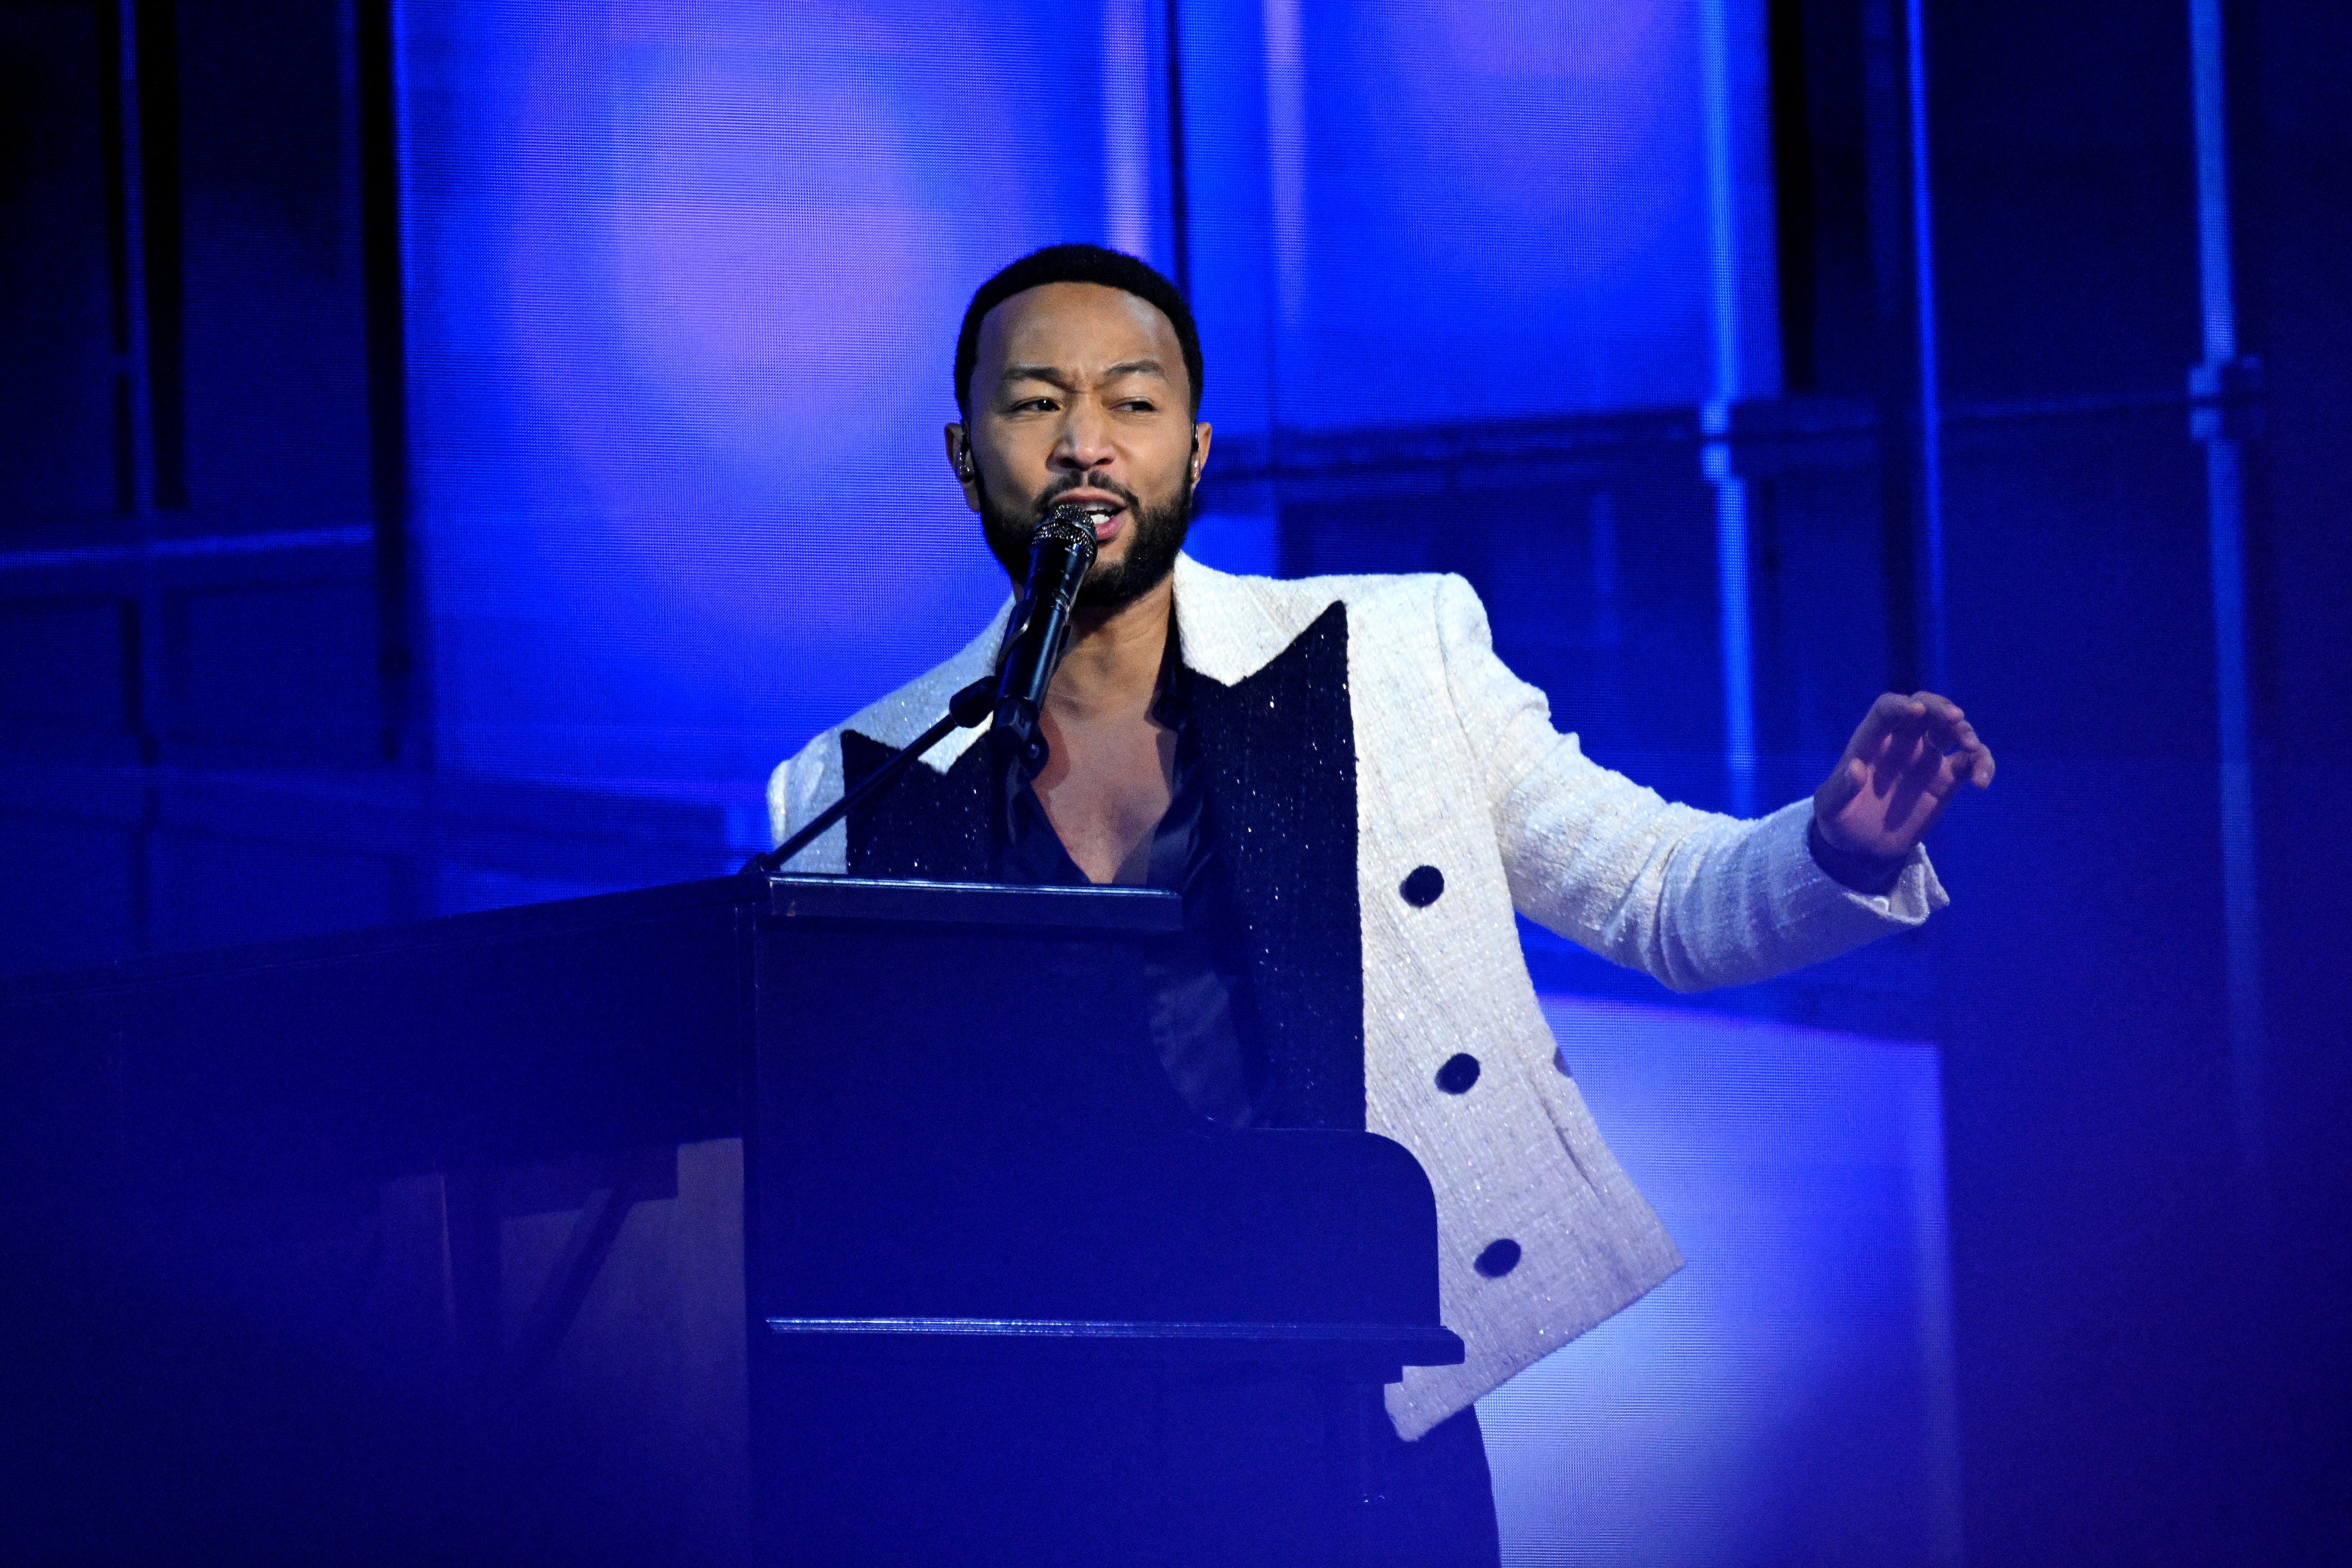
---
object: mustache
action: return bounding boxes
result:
[1036,473,1142,514]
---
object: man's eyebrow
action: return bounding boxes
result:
[997,360,1171,385]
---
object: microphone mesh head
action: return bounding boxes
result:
[1036,507,1100,566]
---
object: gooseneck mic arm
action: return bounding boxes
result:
[743,675,997,876]
[743,508,1098,878]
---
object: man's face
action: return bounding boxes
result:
[948,281,1210,611]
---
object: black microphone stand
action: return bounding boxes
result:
[741,675,998,877]
[746,508,1094,880]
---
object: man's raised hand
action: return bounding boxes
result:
[1811,692,1995,862]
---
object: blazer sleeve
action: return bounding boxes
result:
[1431,573,1947,992]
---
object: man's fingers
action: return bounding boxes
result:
[1903,740,1949,799]
[1905,691,1968,747]
[1871,690,1923,724]
[1923,690,1994,789]
[1880,749,1941,832]
[1849,691,1929,760]
[1840,690,1991,830]
[1925,750,1971,801]
[1880,692,1931,730]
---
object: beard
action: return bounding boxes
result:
[979,469,1194,613]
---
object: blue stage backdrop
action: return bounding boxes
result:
[395,0,1776,787]
[394,3,1949,1563]
[1500,997,1959,1567]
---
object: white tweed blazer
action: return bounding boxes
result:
[768,554,1948,1439]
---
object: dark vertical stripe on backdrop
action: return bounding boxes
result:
[357,0,423,764]
[131,0,186,510]
[1161,0,1193,299]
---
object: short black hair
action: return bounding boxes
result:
[953,244,1203,422]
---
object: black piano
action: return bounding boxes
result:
[3,874,1460,1566]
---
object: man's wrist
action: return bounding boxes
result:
[1807,815,1908,896]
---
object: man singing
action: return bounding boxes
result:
[767,244,1994,1562]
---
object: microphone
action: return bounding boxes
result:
[992,506,1100,770]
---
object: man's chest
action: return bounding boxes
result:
[1030,710,1178,886]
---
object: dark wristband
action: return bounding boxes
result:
[1807,816,1908,896]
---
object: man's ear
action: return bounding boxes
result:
[944,423,982,512]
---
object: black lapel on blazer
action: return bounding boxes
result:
[841,730,995,881]
[1189,601,1363,1132]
